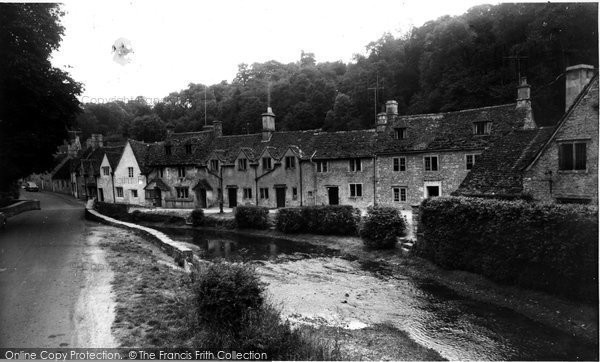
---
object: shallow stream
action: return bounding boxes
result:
[159,227,598,361]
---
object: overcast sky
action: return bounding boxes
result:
[51,0,497,103]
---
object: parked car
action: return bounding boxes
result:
[25,182,39,192]
[0,212,6,229]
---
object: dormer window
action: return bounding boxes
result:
[165,145,172,155]
[185,144,192,154]
[473,121,492,135]
[394,128,407,140]
[238,158,247,171]
[177,167,186,178]
[262,157,272,170]
[210,159,219,171]
[102,166,110,176]
[285,156,296,169]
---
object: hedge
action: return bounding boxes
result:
[416,197,598,302]
[359,206,406,249]
[130,210,186,225]
[95,202,131,221]
[235,205,269,229]
[191,209,205,226]
[276,205,360,236]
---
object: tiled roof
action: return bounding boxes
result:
[129,140,152,174]
[377,104,526,154]
[105,146,125,169]
[453,126,555,197]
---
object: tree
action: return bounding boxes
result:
[128,115,167,142]
[0,3,82,199]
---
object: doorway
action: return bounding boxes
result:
[98,188,104,202]
[275,187,286,208]
[327,186,339,205]
[154,188,162,207]
[196,188,207,208]
[228,187,238,208]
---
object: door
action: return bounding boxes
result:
[155,188,162,207]
[197,189,207,208]
[327,186,339,205]
[98,188,104,202]
[275,187,286,208]
[228,188,238,208]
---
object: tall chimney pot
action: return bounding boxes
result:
[262,107,275,141]
[516,77,536,129]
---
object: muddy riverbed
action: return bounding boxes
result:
[159,227,598,361]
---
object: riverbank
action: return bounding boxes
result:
[145,222,598,346]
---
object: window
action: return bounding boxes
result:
[316,161,328,173]
[473,121,492,135]
[285,156,296,169]
[292,187,298,200]
[128,167,134,177]
[210,159,219,171]
[165,145,172,155]
[131,189,138,198]
[349,158,362,172]
[424,156,439,171]
[393,157,406,172]
[393,187,407,202]
[116,187,123,198]
[185,144,192,154]
[394,128,407,140]
[238,158,247,171]
[102,166,110,176]
[178,167,186,178]
[243,188,252,199]
[176,187,189,199]
[262,157,272,170]
[466,154,481,170]
[158,168,164,178]
[559,142,587,170]
[260,187,269,199]
[349,183,362,197]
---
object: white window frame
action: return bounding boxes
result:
[259,187,269,199]
[424,181,442,198]
[394,127,407,140]
[393,157,406,172]
[243,187,252,199]
[131,189,138,198]
[238,158,247,171]
[285,156,296,169]
[116,187,124,198]
[262,157,272,170]
[393,187,407,202]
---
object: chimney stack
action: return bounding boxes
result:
[87,133,104,150]
[376,112,387,132]
[565,64,595,111]
[213,120,223,137]
[516,77,536,129]
[385,100,398,118]
[262,107,275,141]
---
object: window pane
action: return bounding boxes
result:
[432,157,438,171]
[559,144,574,170]
[393,188,399,201]
[425,157,431,171]
[575,143,587,170]
[393,158,399,171]
[400,158,406,171]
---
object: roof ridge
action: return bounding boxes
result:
[398,103,516,120]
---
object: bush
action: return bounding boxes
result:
[275,205,360,236]
[191,209,205,226]
[417,196,599,302]
[130,210,185,224]
[95,202,131,221]
[194,262,264,331]
[235,205,269,229]
[360,206,406,249]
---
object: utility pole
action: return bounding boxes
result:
[367,73,384,122]
[204,85,207,126]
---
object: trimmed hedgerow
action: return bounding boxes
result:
[130,210,186,225]
[359,206,406,249]
[235,205,269,229]
[95,202,131,221]
[275,205,360,236]
[191,209,205,226]
[416,196,598,302]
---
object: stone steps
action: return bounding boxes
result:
[397,236,415,256]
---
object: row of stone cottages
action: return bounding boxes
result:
[45,64,598,210]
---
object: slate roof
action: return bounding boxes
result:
[453,127,555,197]
[129,140,152,174]
[377,104,527,154]
[105,146,125,169]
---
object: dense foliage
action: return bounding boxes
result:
[0,4,82,198]
[95,202,131,221]
[130,210,186,225]
[359,206,407,249]
[75,3,597,140]
[416,197,598,302]
[276,205,360,236]
[191,209,205,226]
[234,205,270,229]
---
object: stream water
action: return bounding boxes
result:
[159,227,598,361]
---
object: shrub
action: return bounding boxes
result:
[191,209,205,226]
[275,208,305,233]
[416,196,599,302]
[235,205,269,229]
[130,210,185,224]
[275,205,360,235]
[360,206,406,249]
[193,262,264,331]
[95,202,131,221]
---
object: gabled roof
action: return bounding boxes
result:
[145,131,214,167]
[129,140,152,174]
[104,146,125,170]
[376,104,527,154]
[453,127,555,198]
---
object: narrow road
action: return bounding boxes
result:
[0,191,112,348]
